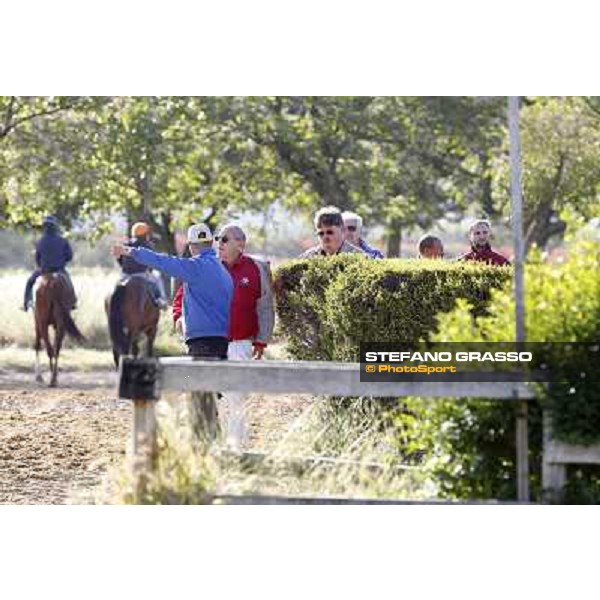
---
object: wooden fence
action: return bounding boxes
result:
[121,356,594,504]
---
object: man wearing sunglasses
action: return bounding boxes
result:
[342,211,384,259]
[299,206,366,258]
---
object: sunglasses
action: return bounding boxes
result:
[215,235,230,243]
[346,225,358,232]
[317,229,336,237]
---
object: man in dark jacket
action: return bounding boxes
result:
[116,221,168,309]
[23,215,76,311]
[458,219,510,266]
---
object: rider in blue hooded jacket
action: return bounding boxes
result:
[23,215,77,311]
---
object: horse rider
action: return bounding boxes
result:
[112,223,233,359]
[23,215,77,312]
[115,221,169,309]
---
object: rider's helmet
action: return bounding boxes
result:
[43,215,59,226]
[131,222,151,238]
[42,215,59,231]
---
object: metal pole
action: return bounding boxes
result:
[508,96,529,502]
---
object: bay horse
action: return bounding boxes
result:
[106,276,160,368]
[34,272,85,387]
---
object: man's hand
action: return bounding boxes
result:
[175,318,184,337]
[252,344,265,360]
[111,243,131,258]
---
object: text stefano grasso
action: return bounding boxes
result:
[364,351,533,363]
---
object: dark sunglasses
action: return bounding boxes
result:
[317,229,336,237]
[346,225,358,232]
[215,235,230,243]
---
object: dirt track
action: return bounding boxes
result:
[0,371,130,504]
[0,369,312,504]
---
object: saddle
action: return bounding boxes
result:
[116,274,161,308]
[34,271,77,310]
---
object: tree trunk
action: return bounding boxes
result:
[386,218,402,258]
[524,202,566,253]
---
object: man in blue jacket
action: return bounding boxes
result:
[23,215,77,311]
[112,223,233,359]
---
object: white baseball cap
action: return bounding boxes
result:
[187,223,213,243]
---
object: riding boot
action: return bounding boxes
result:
[23,270,40,311]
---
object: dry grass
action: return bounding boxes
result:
[0,345,114,372]
[105,393,427,504]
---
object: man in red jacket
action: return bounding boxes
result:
[172,223,274,449]
[458,219,510,266]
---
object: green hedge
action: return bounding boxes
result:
[274,255,511,360]
[400,240,600,501]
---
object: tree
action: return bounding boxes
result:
[202,96,506,256]
[0,96,80,141]
[1,97,309,249]
[494,97,600,251]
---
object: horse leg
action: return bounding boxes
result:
[50,326,65,387]
[34,320,43,383]
[42,324,55,387]
[146,328,157,357]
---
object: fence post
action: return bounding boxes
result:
[132,398,158,496]
[508,96,529,502]
[542,411,566,502]
[118,357,160,499]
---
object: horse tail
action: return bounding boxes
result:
[52,287,86,343]
[61,309,86,343]
[109,285,129,355]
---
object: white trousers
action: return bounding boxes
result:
[226,339,253,450]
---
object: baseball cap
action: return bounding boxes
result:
[187,223,213,243]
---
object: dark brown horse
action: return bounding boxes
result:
[106,276,160,368]
[34,273,85,387]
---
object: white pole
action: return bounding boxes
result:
[508,96,529,502]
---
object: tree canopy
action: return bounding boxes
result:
[1,96,597,255]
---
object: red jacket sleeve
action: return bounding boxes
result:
[172,284,183,324]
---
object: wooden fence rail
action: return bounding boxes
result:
[119,357,537,503]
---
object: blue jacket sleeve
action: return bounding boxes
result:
[130,247,199,281]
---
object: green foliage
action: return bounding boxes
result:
[401,239,600,500]
[493,97,600,250]
[274,256,511,360]
[205,96,506,255]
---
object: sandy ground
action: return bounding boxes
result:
[0,367,312,504]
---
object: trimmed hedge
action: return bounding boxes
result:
[274,255,511,360]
